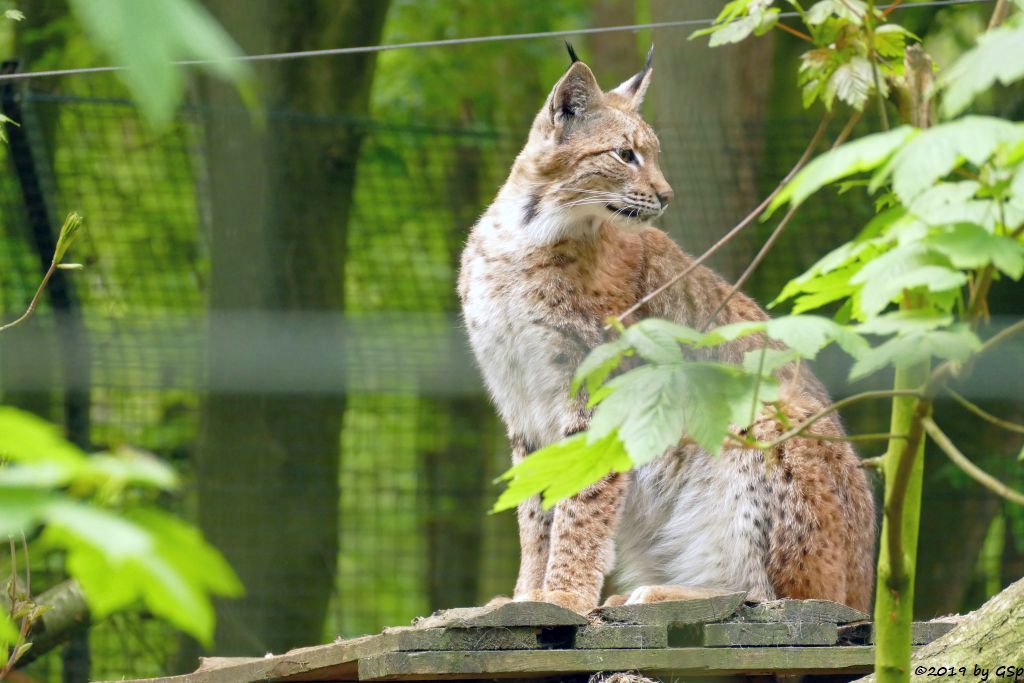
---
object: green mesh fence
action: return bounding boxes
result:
[0,84,1013,681]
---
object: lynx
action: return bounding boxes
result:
[457,46,875,614]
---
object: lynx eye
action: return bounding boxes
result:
[614,148,639,165]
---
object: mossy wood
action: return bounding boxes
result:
[104,598,950,683]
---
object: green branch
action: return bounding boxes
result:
[946,387,1024,435]
[923,418,1024,506]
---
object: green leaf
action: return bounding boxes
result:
[939,16,1024,118]
[742,347,801,374]
[769,127,917,214]
[849,325,981,380]
[66,0,252,127]
[0,488,57,537]
[806,0,870,25]
[828,56,876,111]
[53,212,83,263]
[854,310,953,336]
[42,503,242,648]
[873,117,1024,204]
[0,614,18,647]
[851,243,968,317]
[924,223,1024,279]
[700,315,867,359]
[571,338,630,398]
[874,24,913,58]
[0,407,88,466]
[492,431,632,512]
[588,365,688,465]
[675,364,779,454]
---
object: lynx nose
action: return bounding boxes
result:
[656,189,674,207]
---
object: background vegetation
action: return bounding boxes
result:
[0,0,1021,680]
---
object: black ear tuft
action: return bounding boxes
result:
[626,43,654,94]
[565,41,580,65]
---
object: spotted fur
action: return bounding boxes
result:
[458,54,875,614]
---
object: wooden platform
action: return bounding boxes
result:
[117,594,956,683]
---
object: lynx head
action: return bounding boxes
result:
[510,44,673,243]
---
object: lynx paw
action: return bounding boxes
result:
[603,585,737,606]
[485,595,513,607]
[515,589,594,615]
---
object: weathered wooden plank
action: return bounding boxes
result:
[700,622,837,647]
[594,592,747,626]
[574,625,667,649]
[412,601,587,629]
[381,626,538,651]
[357,646,877,681]
[837,619,958,646]
[103,634,392,683]
[736,599,868,625]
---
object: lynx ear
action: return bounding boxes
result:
[610,44,654,111]
[548,60,603,126]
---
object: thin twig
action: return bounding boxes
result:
[775,22,814,41]
[861,455,885,469]
[946,387,1024,435]
[882,0,905,16]
[924,418,1024,505]
[832,109,863,149]
[0,260,58,334]
[805,431,908,443]
[927,318,1024,396]
[702,109,861,329]
[866,0,892,131]
[988,0,1012,28]
[702,200,800,329]
[754,389,923,449]
[609,114,833,327]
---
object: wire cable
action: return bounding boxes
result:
[0,0,996,83]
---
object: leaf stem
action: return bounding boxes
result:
[946,387,1024,435]
[775,22,814,42]
[866,0,891,131]
[610,114,833,327]
[754,389,923,449]
[923,417,1024,505]
[0,259,58,334]
[988,0,1012,29]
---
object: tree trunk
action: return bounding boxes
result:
[194,0,390,656]
[648,0,775,280]
[856,576,1024,682]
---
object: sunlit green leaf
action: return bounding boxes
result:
[924,223,1024,279]
[0,488,57,537]
[493,431,632,512]
[939,15,1024,118]
[805,0,871,25]
[849,325,981,380]
[0,407,87,466]
[699,315,867,359]
[571,337,631,398]
[873,117,1024,204]
[589,365,688,465]
[66,0,252,126]
[851,243,967,317]
[854,310,953,336]
[828,56,875,110]
[769,127,917,213]
[742,347,801,375]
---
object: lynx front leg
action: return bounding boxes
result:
[539,473,629,614]
[510,436,553,599]
[514,495,553,596]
